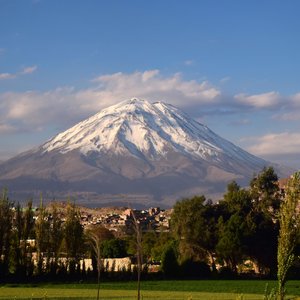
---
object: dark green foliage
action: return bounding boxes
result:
[0,188,13,277]
[161,243,179,278]
[64,202,84,263]
[35,198,50,275]
[23,200,35,240]
[223,183,252,215]
[287,264,300,280]
[48,203,64,275]
[180,258,211,278]
[101,239,127,258]
[216,213,246,273]
[169,167,284,276]
[141,231,157,260]
[220,175,279,275]
[171,195,219,265]
[250,166,281,216]
[140,231,175,262]
[245,211,278,275]
[218,266,237,279]
[10,202,25,277]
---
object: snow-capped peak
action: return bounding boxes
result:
[42,98,263,166]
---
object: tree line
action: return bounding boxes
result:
[0,167,299,291]
[0,195,84,281]
[171,166,282,276]
[0,192,159,283]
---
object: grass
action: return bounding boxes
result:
[0,288,277,300]
[0,280,300,300]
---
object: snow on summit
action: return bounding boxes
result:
[42,98,263,166]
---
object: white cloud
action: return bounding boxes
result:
[0,123,16,134]
[0,65,37,80]
[3,68,300,148]
[0,88,82,131]
[270,93,300,121]
[20,65,37,75]
[234,91,281,108]
[0,70,221,133]
[246,132,300,156]
[91,69,220,107]
[273,112,300,121]
[184,60,195,66]
[0,72,16,80]
[220,76,231,84]
[290,93,300,107]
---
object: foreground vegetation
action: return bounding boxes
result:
[0,280,300,299]
[1,167,300,299]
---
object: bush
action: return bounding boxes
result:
[287,264,300,279]
[218,266,236,279]
[180,259,211,279]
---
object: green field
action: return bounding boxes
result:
[0,280,300,300]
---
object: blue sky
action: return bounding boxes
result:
[1,0,300,168]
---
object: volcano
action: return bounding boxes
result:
[0,98,287,207]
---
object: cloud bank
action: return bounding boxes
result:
[247,132,300,156]
[245,132,300,168]
[0,70,221,133]
[1,69,300,165]
[235,91,281,108]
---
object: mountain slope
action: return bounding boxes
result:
[0,98,289,207]
[42,98,264,167]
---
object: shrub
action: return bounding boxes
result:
[180,259,211,279]
[218,266,236,279]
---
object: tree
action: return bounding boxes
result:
[86,225,113,300]
[277,172,300,300]
[23,200,35,240]
[0,188,13,277]
[149,232,174,262]
[64,201,84,275]
[223,182,252,215]
[134,231,174,263]
[141,231,157,262]
[223,180,278,275]
[10,202,24,277]
[49,202,63,275]
[171,196,219,267]
[22,200,35,277]
[223,181,241,203]
[161,242,179,278]
[101,238,127,258]
[216,213,246,273]
[245,210,278,275]
[250,166,281,216]
[35,196,50,275]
